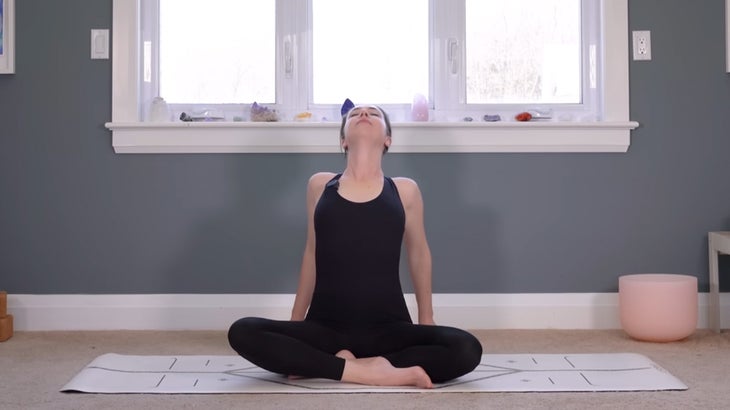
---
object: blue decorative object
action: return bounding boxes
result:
[341,98,355,117]
[483,114,501,122]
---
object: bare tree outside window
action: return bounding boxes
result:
[465,0,581,104]
[159,0,276,104]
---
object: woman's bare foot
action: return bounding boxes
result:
[341,356,433,389]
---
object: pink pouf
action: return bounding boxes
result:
[619,274,698,342]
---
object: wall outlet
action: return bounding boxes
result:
[91,29,110,60]
[632,30,651,61]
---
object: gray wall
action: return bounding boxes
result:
[1,0,728,294]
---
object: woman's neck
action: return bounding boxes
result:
[343,151,383,181]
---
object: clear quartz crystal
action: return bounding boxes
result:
[411,94,429,122]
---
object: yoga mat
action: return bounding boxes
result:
[61,353,687,394]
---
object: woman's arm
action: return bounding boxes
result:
[290,172,333,321]
[395,177,435,325]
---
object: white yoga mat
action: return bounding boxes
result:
[61,353,687,394]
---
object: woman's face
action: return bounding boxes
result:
[341,105,391,153]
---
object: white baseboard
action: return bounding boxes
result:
[6,293,729,331]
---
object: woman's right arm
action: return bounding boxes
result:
[290,172,332,321]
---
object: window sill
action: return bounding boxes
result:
[104,121,639,153]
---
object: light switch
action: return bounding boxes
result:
[91,29,109,59]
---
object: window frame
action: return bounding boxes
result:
[107,0,638,153]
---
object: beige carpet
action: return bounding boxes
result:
[0,329,728,409]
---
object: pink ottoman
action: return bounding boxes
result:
[619,274,698,342]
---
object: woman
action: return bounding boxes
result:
[228,105,482,388]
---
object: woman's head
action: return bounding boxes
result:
[340,105,392,155]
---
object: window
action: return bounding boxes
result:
[464,0,583,105]
[312,0,429,105]
[158,0,276,104]
[109,0,637,153]
[145,0,594,120]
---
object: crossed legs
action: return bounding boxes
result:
[228,317,482,388]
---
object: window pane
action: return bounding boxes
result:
[465,0,581,104]
[159,0,275,104]
[312,0,429,105]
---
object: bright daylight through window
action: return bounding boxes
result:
[311,0,429,105]
[108,0,636,153]
[155,0,590,120]
[465,0,582,105]
[159,0,275,104]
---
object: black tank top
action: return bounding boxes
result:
[306,174,412,328]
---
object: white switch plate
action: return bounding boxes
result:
[632,30,651,61]
[91,29,110,59]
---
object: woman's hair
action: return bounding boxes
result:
[339,105,392,154]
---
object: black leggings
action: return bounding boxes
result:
[228,317,483,383]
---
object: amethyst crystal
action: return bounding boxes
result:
[250,102,279,122]
[340,98,355,117]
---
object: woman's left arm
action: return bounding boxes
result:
[395,177,435,325]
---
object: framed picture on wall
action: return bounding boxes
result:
[727,0,730,72]
[0,0,15,74]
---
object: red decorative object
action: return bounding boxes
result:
[515,112,532,122]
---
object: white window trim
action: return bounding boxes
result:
[107,0,638,154]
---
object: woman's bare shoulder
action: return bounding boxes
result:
[308,172,337,191]
[392,176,419,190]
[392,177,422,204]
[309,171,337,184]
